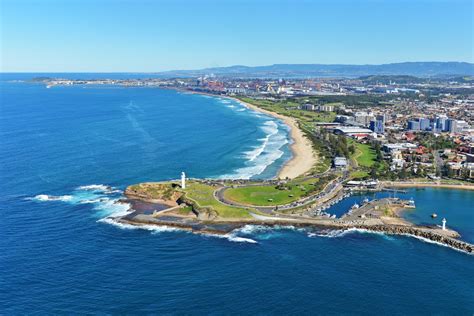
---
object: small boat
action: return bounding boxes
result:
[351,203,360,209]
[431,213,438,218]
[363,197,369,204]
[405,198,416,208]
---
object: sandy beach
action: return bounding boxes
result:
[174,89,317,179]
[230,97,317,179]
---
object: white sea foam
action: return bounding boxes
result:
[225,235,258,243]
[308,228,389,238]
[77,184,111,191]
[235,224,304,235]
[32,194,73,202]
[76,184,121,194]
[219,120,290,179]
[93,198,131,218]
[397,233,472,255]
[97,218,182,234]
[206,233,258,244]
[29,184,128,219]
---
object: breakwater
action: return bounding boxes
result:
[355,225,473,254]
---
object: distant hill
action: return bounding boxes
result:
[160,62,474,78]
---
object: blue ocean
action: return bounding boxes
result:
[1,74,473,314]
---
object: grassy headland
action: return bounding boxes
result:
[224,175,335,206]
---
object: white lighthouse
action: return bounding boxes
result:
[181,172,186,189]
[442,218,446,230]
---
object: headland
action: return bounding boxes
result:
[114,179,473,254]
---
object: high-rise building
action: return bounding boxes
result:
[435,115,448,132]
[354,112,374,126]
[447,119,458,133]
[408,120,421,131]
[419,118,431,131]
[370,115,385,134]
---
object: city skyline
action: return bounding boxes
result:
[1,0,473,72]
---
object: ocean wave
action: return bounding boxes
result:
[230,147,285,179]
[97,218,182,234]
[220,120,290,179]
[235,224,305,235]
[397,233,472,255]
[31,194,73,202]
[308,228,391,239]
[93,198,131,218]
[29,184,128,219]
[77,184,111,191]
[206,233,258,244]
[231,225,307,241]
[76,184,122,194]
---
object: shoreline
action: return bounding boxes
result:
[227,96,317,179]
[384,181,474,191]
[178,89,317,179]
[115,216,473,254]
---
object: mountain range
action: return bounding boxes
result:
[160,62,474,78]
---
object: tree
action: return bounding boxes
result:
[398,168,407,180]
[370,162,380,179]
[348,144,356,155]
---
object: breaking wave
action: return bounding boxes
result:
[220,120,290,179]
[97,219,183,234]
[31,194,73,202]
[29,184,129,218]
[206,233,258,244]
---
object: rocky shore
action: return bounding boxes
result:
[116,211,474,254]
[354,225,473,254]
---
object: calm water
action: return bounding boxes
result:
[1,76,473,314]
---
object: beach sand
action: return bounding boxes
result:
[232,98,317,179]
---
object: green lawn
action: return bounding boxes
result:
[224,177,331,206]
[350,170,369,180]
[183,182,251,218]
[353,142,377,168]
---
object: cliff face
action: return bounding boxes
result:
[357,225,473,253]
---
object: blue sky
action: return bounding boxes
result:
[1,0,472,72]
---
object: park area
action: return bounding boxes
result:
[183,182,252,218]
[223,176,334,206]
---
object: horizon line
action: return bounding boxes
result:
[1,60,473,74]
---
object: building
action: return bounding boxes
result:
[354,112,374,126]
[333,157,348,169]
[370,115,385,134]
[419,118,431,131]
[302,103,315,111]
[435,115,448,132]
[447,119,458,133]
[407,118,431,131]
[382,143,418,153]
[317,105,334,112]
[408,120,421,131]
[332,127,374,139]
